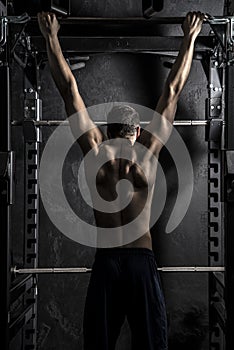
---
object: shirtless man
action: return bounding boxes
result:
[38,11,205,350]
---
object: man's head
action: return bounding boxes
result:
[107,105,140,144]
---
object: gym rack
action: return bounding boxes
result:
[1,2,234,349]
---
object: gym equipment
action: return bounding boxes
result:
[11,119,210,126]
[12,266,225,275]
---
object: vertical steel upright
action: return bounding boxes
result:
[206,50,225,349]
[0,57,11,350]
[0,1,12,349]
[224,62,234,350]
[21,31,43,348]
[22,71,42,348]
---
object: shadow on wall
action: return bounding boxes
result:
[168,304,209,349]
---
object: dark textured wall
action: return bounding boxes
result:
[10,0,225,349]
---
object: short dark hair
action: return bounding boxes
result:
[107,105,140,138]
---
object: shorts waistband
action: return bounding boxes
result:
[95,247,154,257]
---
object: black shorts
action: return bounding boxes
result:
[83,248,168,350]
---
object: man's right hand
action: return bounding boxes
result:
[37,12,60,40]
[182,11,206,40]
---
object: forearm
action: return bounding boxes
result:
[153,35,196,141]
[46,34,76,99]
[143,12,204,151]
[165,34,195,99]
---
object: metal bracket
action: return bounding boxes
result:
[207,97,222,118]
[23,89,42,143]
[207,119,224,142]
[228,17,234,46]
[66,55,89,71]
[0,0,6,48]
[205,53,225,147]
[24,90,42,120]
[0,16,7,47]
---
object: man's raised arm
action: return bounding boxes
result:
[139,12,205,154]
[37,12,103,154]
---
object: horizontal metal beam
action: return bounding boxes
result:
[26,16,228,26]
[28,16,207,36]
[12,120,209,127]
[13,266,225,274]
[29,36,215,53]
[22,16,216,53]
[58,17,189,24]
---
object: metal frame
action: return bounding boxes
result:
[224,68,234,350]
[21,87,41,350]
[206,55,226,349]
[0,2,13,349]
[0,42,12,350]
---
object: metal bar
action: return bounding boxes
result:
[50,4,69,16]
[13,266,225,274]
[12,120,209,127]
[28,16,223,26]
[159,266,225,272]
[14,267,92,274]
[29,36,214,53]
[56,16,187,24]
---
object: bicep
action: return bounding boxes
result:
[138,89,178,155]
[155,90,178,124]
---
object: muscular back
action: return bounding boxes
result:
[84,138,158,248]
